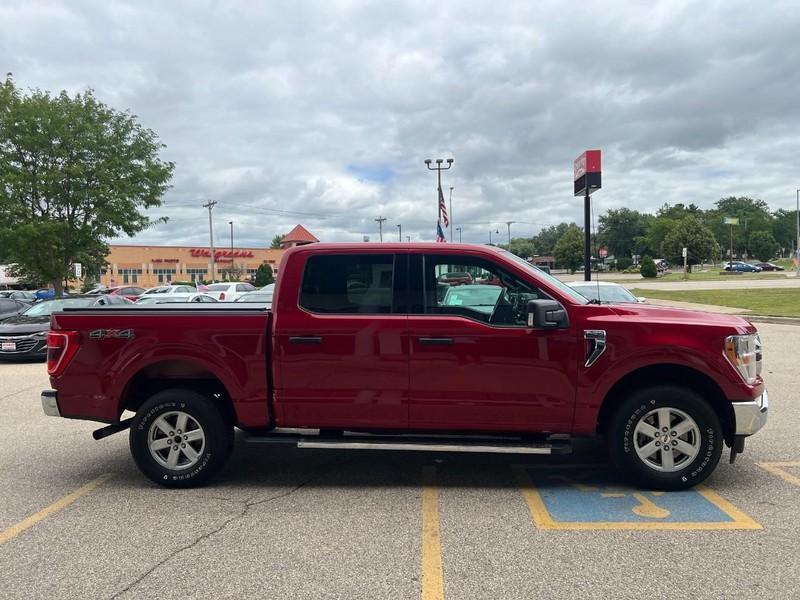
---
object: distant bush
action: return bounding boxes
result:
[616,257,633,271]
[640,256,658,278]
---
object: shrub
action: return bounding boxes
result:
[640,256,658,278]
[616,257,633,271]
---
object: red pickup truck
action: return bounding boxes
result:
[41,243,768,489]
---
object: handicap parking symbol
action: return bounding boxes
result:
[513,466,760,530]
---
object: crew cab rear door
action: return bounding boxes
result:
[407,252,578,432]
[273,251,409,429]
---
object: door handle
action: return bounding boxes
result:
[418,337,454,345]
[289,336,323,345]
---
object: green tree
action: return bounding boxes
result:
[640,256,658,278]
[553,224,584,273]
[0,75,174,294]
[504,237,539,259]
[270,234,285,249]
[772,209,797,255]
[532,223,571,256]
[749,231,779,262]
[707,197,773,259]
[662,216,718,266]
[597,208,651,259]
[254,263,274,286]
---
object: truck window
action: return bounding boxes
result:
[300,254,395,314]
[422,255,544,326]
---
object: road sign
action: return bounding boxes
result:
[599,247,608,258]
[573,150,602,196]
[724,217,739,225]
[682,247,687,258]
[73,263,82,278]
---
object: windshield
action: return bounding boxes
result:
[499,251,588,304]
[144,287,170,294]
[23,298,95,316]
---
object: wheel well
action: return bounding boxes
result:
[596,364,735,445]
[120,360,237,426]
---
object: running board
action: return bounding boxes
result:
[245,433,571,455]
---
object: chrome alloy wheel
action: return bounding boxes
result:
[633,407,701,472]
[147,411,206,470]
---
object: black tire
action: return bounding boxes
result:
[129,388,234,488]
[608,385,723,490]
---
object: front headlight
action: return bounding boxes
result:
[724,333,762,384]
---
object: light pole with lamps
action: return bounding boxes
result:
[506,221,514,245]
[397,224,402,242]
[489,229,499,245]
[456,227,462,243]
[424,158,454,237]
[449,186,454,242]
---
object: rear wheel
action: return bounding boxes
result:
[130,389,234,488]
[608,385,723,490]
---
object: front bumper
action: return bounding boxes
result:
[733,389,768,436]
[41,390,61,417]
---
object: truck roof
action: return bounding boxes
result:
[285,242,505,253]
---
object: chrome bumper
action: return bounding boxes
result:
[41,390,61,417]
[733,389,768,436]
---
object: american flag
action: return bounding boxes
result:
[436,220,446,243]
[438,186,449,227]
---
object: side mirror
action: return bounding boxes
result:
[527,299,569,329]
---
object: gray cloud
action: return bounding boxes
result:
[2,0,799,247]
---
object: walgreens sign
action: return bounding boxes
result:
[190,249,255,258]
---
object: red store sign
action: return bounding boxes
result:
[190,249,255,258]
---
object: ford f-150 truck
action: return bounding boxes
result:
[41,243,768,489]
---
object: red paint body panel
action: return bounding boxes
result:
[48,242,762,440]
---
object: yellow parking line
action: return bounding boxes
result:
[512,465,760,530]
[421,466,444,600]
[758,462,800,487]
[0,474,114,546]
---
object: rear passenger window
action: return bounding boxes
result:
[301,254,395,314]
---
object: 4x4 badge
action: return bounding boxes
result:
[89,329,134,340]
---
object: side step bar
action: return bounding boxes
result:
[245,432,571,455]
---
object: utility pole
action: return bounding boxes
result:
[796,189,799,277]
[229,221,234,251]
[203,200,217,283]
[406,235,410,242]
[449,187,454,242]
[397,224,402,242]
[375,216,387,242]
[424,158,454,239]
[456,227,462,243]
[506,221,514,245]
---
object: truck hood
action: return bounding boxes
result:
[608,303,755,333]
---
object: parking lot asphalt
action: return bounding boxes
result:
[1,323,798,599]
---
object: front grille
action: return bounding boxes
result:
[0,335,41,353]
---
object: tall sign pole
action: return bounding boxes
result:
[424,158,454,240]
[574,150,602,281]
[202,200,217,283]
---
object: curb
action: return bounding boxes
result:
[745,315,800,326]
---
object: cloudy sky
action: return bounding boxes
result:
[2,0,799,247]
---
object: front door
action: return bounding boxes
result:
[408,253,577,433]
[274,252,409,429]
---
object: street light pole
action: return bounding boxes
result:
[375,216,387,242]
[506,221,514,245]
[397,224,402,242]
[795,188,799,277]
[456,227,462,243]
[449,187,454,242]
[202,200,217,283]
[424,158,454,239]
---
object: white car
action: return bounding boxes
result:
[567,281,645,304]
[137,285,198,302]
[135,293,218,305]
[203,282,256,302]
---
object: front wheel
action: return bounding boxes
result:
[608,385,723,490]
[130,389,234,488]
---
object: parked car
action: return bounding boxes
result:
[567,281,645,304]
[753,262,784,272]
[0,295,124,360]
[0,290,37,303]
[724,262,762,273]
[203,282,256,302]
[137,285,197,301]
[87,286,146,301]
[0,298,31,322]
[34,288,56,300]
[135,294,218,305]
[653,259,670,273]
[438,272,473,285]
[234,291,273,304]
[42,243,767,491]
